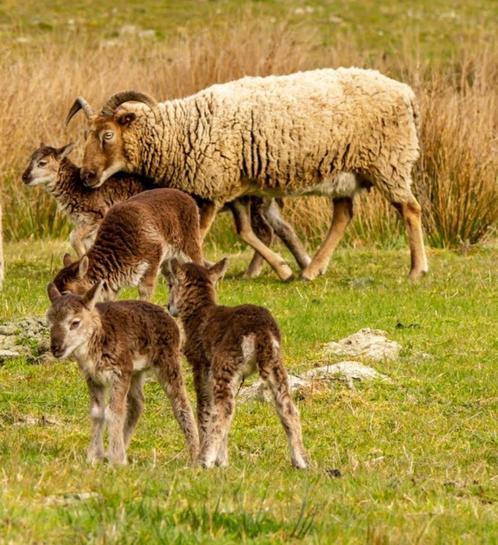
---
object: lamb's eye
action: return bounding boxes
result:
[70,319,80,330]
[103,131,114,141]
[38,160,47,167]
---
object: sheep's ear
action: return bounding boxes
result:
[57,142,75,159]
[47,282,62,303]
[63,253,73,267]
[116,112,136,126]
[209,258,229,281]
[78,256,89,278]
[82,281,103,310]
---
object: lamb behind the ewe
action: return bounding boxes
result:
[52,188,203,300]
[22,143,154,256]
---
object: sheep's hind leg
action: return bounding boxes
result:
[244,197,275,278]
[301,197,353,281]
[392,195,428,281]
[232,199,293,281]
[264,199,311,269]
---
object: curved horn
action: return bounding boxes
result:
[101,91,157,117]
[65,96,95,126]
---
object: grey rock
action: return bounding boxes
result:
[323,328,401,361]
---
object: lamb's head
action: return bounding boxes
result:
[22,143,74,186]
[46,281,103,359]
[65,92,157,188]
[166,258,229,318]
[52,254,93,296]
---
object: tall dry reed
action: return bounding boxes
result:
[1,16,496,250]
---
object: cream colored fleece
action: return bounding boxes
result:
[121,68,420,205]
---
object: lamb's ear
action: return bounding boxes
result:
[168,258,180,278]
[209,258,229,281]
[116,112,136,126]
[82,281,104,310]
[47,282,62,303]
[78,256,89,278]
[63,253,73,267]
[57,142,75,159]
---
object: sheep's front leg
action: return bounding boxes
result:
[232,199,293,281]
[302,197,353,281]
[198,200,220,242]
[86,377,106,464]
[106,374,131,465]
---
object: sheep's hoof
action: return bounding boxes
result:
[277,264,294,282]
[408,268,428,281]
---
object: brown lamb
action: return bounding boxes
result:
[52,188,203,301]
[46,281,199,465]
[22,143,154,256]
[167,258,309,469]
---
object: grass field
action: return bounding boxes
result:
[1,240,497,544]
[1,0,498,543]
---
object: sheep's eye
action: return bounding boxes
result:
[38,160,47,167]
[103,131,114,141]
[70,319,80,330]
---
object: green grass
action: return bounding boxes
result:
[1,240,497,544]
[2,0,496,56]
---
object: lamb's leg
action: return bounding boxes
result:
[264,199,311,270]
[138,259,159,301]
[191,364,212,451]
[232,199,293,281]
[106,375,131,465]
[123,373,145,449]
[70,225,93,258]
[302,197,353,281]
[86,377,106,464]
[155,350,200,464]
[261,359,308,469]
[244,197,275,279]
[392,196,428,280]
[200,363,237,469]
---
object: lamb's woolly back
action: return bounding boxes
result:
[52,188,203,299]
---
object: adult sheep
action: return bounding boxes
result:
[67,68,428,281]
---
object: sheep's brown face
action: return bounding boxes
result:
[80,112,135,188]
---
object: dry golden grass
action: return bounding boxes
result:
[1,16,497,248]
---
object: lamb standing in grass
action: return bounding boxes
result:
[167,258,308,469]
[22,143,154,256]
[52,188,203,300]
[68,68,428,281]
[46,281,199,465]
